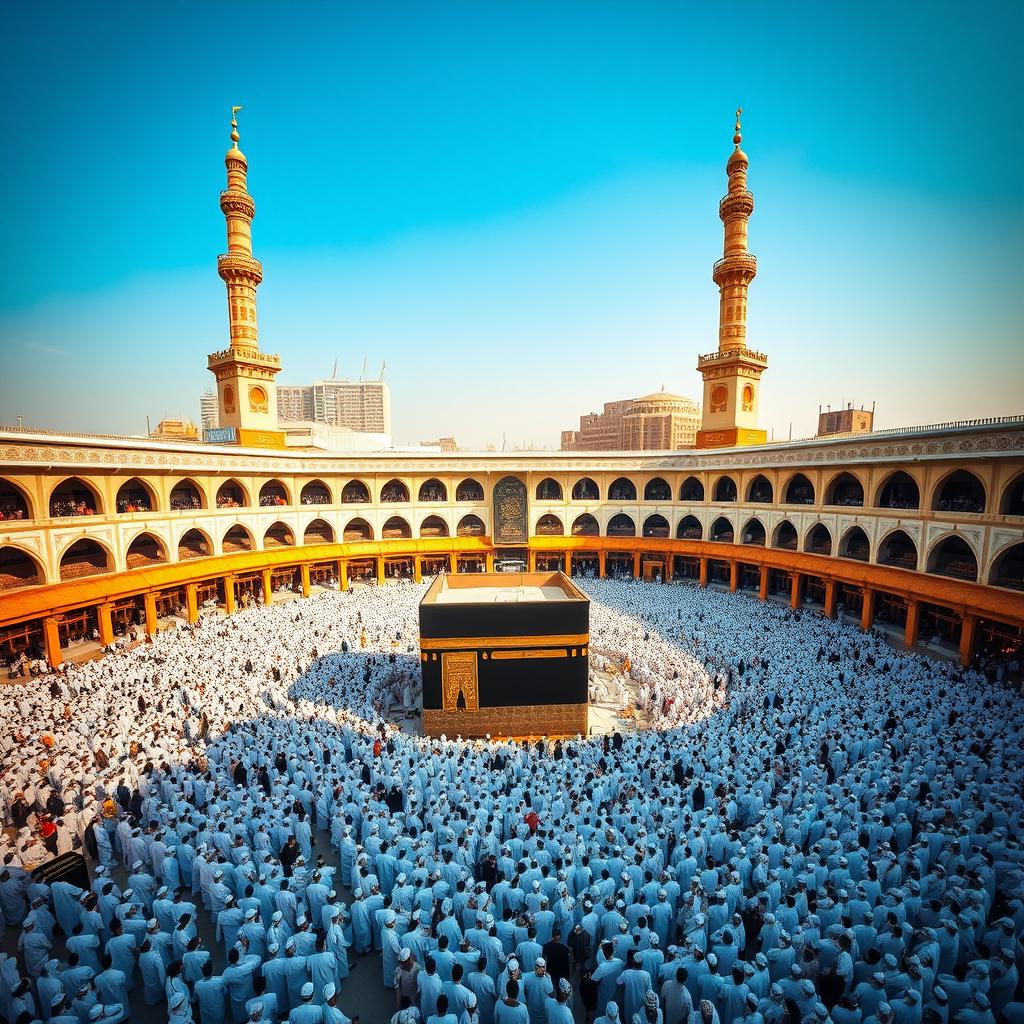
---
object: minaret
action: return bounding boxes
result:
[207,107,284,448]
[694,108,768,449]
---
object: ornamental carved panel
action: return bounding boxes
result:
[492,475,528,546]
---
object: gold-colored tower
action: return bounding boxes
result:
[207,107,284,448]
[694,109,768,449]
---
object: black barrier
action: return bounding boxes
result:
[32,851,90,890]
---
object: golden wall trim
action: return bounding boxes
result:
[420,633,589,651]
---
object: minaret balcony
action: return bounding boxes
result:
[712,252,757,283]
[220,189,256,219]
[697,347,768,371]
[719,190,754,220]
[217,252,263,285]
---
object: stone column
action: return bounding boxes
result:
[904,599,920,649]
[959,613,977,667]
[790,573,802,610]
[632,552,641,579]
[185,583,199,624]
[729,561,739,592]
[97,603,114,647]
[860,588,876,632]
[224,577,237,615]
[823,579,837,619]
[262,568,273,605]
[758,567,769,601]
[598,550,607,578]
[485,552,495,574]
[43,616,62,668]
[527,549,537,572]
[339,561,348,592]
[414,557,422,583]
[300,563,311,598]
[144,592,158,636]
[699,557,708,587]
[449,553,457,573]
[566,551,574,575]
[375,556,385,583]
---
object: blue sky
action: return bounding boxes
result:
[1,2,1021,448]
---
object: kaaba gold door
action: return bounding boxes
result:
[441,651,479,712]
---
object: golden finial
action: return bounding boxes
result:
[733,106,743,148]
[230,105,243,147]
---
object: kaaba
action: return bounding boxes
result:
[419,571,589,738]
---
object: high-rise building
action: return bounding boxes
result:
[695,109,768,449]
[817,403,876,437]
[275,378,391,434]
[199,391,219,431]
[561,391,699,451]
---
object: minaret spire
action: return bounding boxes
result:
[694,109,769,449]
[206,107,284,448]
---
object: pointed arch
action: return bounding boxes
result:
[456,478,484,502]
[343,517,373,542]
[642,514,670,538]
[989,542,1024,591]
[49,476,101,517]
[341,479,371,504]
[456,514,485,537]
[59,537,112,580]
[712,476,737,503]
[927,533,978,581]
[572,513,599,536]
[783,473,815,505]
[644,477,671,502]
[746,475,773,503]
[607,513,636,537]
[177,527,213,561]
[772,520,798,550]
[0,477,32,521]
[380,479,410,504]
[259,479,291,508]
[876,528,917,570]
[116,477,157,513]
[420,515,449,538]
[0,544,44,591]
[609,478,637,502]
[680,476,705,502]
[535,513,564,536]
[303,518,335,544]
[300,479,333,505]
[875,470,920,510]
[216,478,250,508]
[931,469,986,514]
[710,515,734,542]
[824,471,864,507]
[536,478,563,502]
[741,517,766,546]
[999,472,1024,516]
[804,523,833,556]
[125,531,168,569]
[223,524,254,553]
[677,515,702,540]
[263,522,295,548]
[838,525,870,561]
[418,478,447,503]
[571,477,600,502]
[169,478,206,511]
[382,515,411,539]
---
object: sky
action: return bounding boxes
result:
[1,2,1022,450]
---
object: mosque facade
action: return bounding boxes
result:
[0,112,1022,671]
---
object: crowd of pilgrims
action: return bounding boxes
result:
[0,578,1022,1024]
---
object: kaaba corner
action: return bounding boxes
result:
[418,571,590,738]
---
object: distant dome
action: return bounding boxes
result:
[626,392,699,414]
